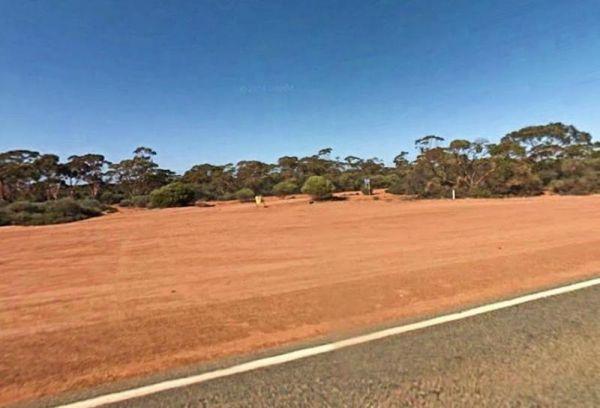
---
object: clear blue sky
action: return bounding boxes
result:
[2,0,600,172]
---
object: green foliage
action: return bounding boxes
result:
[235,161,275,194]
[272,181,299,197]
[484,159,544,197]
[118,196,148,208]
[360,184,372,195]
[45,198,103,218]
[131,195,150,208]
[234,187,255,202]
[191,184,219,201]
[79,198,102,210]
[107,147,174,197]
[335,173,362,191]
[1,122,600,226]
[548,157,600,195]
[386,180,406,195]
[301,176,334,200]
[549,178,598,195]
[119,199,133,207]
[1,198,103,226]
[218,192,235,201]
[7,200,43,213]
[66,154,108,198]
[100,191,125,205]
[78,198,116,213]
[368,174,391,188]
[0,208,9,226]
[149,182,196,208]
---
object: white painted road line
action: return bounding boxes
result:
[57,276,600,408]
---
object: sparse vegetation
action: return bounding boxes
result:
[360,184,372,196]
[0,209,9,226]
[272,181,299,197]
[99,191,125,205]
[149,182,196,208]
[386,180,406,195]
[234,188,255,202]
[1,122,599,226]
[301,176,335,200]
[131,195,150,208]
[118,195,150,208]
[0,198,107,226]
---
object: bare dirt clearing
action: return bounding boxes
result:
[1,194,600,405]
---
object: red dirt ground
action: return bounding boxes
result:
[1,193,600,405]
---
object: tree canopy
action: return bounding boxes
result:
[1,122,599,224]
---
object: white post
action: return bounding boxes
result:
[452,189,456,200]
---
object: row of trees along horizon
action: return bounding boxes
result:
[1,122,599,226]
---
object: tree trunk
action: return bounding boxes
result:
[90,183,100,198]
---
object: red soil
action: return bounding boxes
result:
[1,193,599,405]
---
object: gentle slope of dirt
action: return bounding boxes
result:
[1,194,600,405]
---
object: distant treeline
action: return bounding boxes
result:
[1,122,599,225]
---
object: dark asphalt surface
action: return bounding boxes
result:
[102,284,600,407]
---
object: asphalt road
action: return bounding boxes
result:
[101,284,600,407]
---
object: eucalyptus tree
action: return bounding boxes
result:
[66,154,110,198]
[34,154,64,200]
[107,147,172,197]
[0,150,40,201]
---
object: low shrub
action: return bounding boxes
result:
[8,211,39,225]
[0,209,10,226]
[80,198,116,213]
[334,173,362,191]
[80,198,103,210]
[381,174,401,188]
[192,184,219,201]
[119,199,133,207]
[301,176,334,200]
[119,196,149,208]
[549,178,595,195]
[272,181,299,197]
[386,180,406,195]
[1,198,103,226]
[131,195,150,208]
[100,191,125,205]
[45,198,102,218]
[467,187,493,198]
[7,201,43,213]
[149,182,196,208]
[218,192,236,201]
[235,188,255,202]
